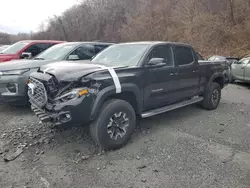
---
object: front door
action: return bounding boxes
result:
[231,59,250,81]
[173,46,200,100]
[143,45,179,110]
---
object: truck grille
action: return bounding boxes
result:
[28,77,48,108]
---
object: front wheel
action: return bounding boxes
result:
[201,82,221,110]
[90,99,136,150]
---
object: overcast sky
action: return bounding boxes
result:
[0,0,79,34]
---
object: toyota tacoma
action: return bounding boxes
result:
[28,42,226,150]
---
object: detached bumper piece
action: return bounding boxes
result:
[31,105,72,125]
[31,105,51,122]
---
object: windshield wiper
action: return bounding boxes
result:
[34,57,45,60]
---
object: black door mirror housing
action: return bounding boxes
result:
[147,58,166,67]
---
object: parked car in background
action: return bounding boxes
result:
[207,55,238,83]
[0,45,10,52]
[0,40,63,63]
[28,41,226,150]
[208,55,239,66]
[0,42,113,105]
[231,57,250,83]
[196,52,204,60]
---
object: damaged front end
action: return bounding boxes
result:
[28,71,98,126]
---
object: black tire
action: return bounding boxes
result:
[90,99,136,150]
[201,82,221,110]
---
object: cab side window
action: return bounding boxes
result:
[175,46,194,66]
[69,44,95,60]
[95,45,110,54]
[24,43,54,57]
[147,45,174,66]
[24,44,44,57]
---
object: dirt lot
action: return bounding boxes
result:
[0,83,250,188]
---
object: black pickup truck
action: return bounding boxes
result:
[28,42,226,150]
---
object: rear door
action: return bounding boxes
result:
[231,59,250,80]
[173,45,200,100]
[143,44,179,110]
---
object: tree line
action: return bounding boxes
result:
[1,0,250,57]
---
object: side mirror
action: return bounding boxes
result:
[91,55,96,60]
[147,58,166,67]
[20,52,32,59]
[68,54,79,60]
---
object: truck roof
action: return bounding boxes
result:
[118,41,192,47]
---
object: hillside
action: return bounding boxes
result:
[1,0,250,57]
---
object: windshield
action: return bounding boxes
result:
[35,43,76,60]
[91,44,149,66]
[1,41,29,54]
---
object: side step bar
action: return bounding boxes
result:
[141,96,203,118]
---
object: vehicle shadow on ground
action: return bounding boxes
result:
[43,104,208,155]
[233,82,250,89]
[0,104,31,114]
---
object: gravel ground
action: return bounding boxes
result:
[0,83,250,188]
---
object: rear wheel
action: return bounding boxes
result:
[201,82,221,110]
[90,99,136,150]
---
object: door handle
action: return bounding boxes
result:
[169,72,177,76]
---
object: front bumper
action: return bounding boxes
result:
[30,95,95,126]
[0,75,28,105]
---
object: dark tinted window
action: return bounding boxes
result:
[175,46,194,65]
[147,45,174,66]
[95,45,109,54]
[24,44,45,56]
[69,44,95,60]
[37,43,55,51]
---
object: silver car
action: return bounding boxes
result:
[231,57,250,83]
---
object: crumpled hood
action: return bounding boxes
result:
[0,54,18,63]
[39,60,104,82]
[0,59,57,71]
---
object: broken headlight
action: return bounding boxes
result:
[55,88,88,102]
